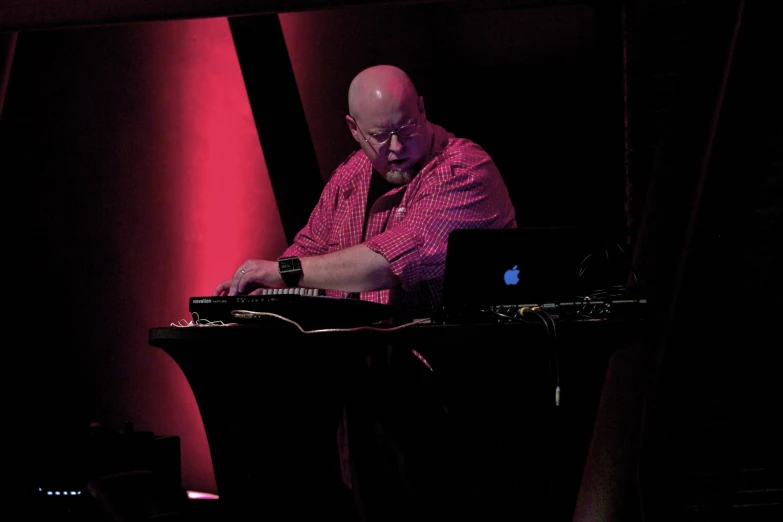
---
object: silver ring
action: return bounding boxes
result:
[240,269,246,274]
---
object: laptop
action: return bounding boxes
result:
[440,227,590,323]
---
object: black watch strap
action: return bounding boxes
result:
[278,256,303,287]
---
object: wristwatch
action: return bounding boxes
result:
[278,256,303,287]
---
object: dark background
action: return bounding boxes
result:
[2,0,780,519]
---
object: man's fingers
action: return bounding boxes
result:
[213,279,230,296]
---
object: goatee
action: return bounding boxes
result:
[382,168,413,185]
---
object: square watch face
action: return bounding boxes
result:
[279,258,300,272]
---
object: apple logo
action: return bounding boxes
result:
[504,265,520,285]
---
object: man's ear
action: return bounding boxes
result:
[345,114,362,143]
[418,96,426,119]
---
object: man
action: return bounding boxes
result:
[214,64,517,520]
[214,64,516,318]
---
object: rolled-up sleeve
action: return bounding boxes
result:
[364,147,516,289]
[364,226,424,288]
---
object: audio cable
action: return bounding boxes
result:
[519,306,561,407]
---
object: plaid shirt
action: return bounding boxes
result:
[282,123,516,317]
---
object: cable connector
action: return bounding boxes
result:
[555,386,561,407]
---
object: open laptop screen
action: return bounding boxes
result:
[442,227,588,319]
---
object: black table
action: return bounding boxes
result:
[149,317,643,521]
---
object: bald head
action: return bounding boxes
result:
[345,65,430,185]
[348,65,419,122]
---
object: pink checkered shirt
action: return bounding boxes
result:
[281,123,517,317]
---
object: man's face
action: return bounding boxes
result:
[347,96,430,185]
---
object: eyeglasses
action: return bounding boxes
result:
[357,116,421,148]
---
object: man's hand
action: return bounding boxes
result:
[212,259,284,296]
